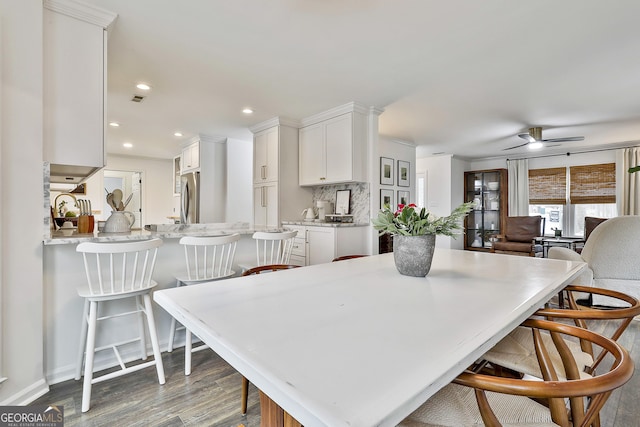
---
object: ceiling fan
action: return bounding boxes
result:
[503,127,584,150]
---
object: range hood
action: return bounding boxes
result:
[49,163,103,184]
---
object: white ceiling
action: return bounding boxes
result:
[83,0,640,161]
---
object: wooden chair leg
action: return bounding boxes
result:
[241,376,249,415]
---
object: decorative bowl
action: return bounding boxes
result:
[54,217,78,228]
[487,182,499,191]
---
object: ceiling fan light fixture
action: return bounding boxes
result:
[528,141,543,150]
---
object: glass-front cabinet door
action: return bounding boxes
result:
[464,169,507,251]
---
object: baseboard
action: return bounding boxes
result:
[0,378,49,406]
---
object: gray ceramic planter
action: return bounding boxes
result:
[393,234,436,277]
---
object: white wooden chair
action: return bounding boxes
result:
[167,233,241,375]
[252,230,297,266]
[75,238,165,413]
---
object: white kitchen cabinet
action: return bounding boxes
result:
[253,126,279,184]
[283,224,368,266]
[253,183,279,228]
[180,141,200,173]
[250,119,312,227]
[298,123,325,185]
[286,225,307,266]
[43,3,117,183]
[307,227,336,265]
[299,111,368,186]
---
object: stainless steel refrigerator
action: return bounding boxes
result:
[180,171,200,223]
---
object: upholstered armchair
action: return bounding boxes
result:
[548,215,640,305]
[575,216,608,253]
[490,215,544,256]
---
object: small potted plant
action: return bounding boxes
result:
[372,202,473,276]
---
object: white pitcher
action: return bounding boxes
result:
[103,211,135,233]
[301,207,316,220]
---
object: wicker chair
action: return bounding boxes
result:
[483,285,640,380]
[399,318,633,427]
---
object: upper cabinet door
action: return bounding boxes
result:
[299,123,325,186]
[324,114,353,183]
[181,141,200,173]
[299,112,364,186]
[254,126,279,183]
[43,9,106,168]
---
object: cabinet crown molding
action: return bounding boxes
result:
[249,117,301,134]
[300,102,371,128]
[44,0,118,30]
[187,134,227,145]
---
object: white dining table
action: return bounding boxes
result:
[154,249,586,427]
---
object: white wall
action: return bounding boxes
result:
[81,139,252,227]
[83,155,175,225]
[415,154,473,249]
[0,0,49,404]
[225,138,253,223]
[372,135,416,253]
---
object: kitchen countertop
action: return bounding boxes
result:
[281,220,369,227]
[43,222,284,246]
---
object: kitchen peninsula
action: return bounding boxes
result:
[42,220,370,384]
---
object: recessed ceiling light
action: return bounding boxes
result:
[242,108,253,114]
[123,142,133,148]
[136,83,151,91]
[109,122,120,127]
[174,132,183,137]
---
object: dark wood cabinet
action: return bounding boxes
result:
[464,169,508,251]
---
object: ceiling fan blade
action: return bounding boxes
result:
[502,141,531,150]
[517,133,536,143]
[542,136,585,143]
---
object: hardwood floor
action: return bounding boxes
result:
[34,320,640,427]
[33,347,261,427]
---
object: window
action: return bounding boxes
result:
[528,163,616,237]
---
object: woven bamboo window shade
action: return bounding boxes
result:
[529,167,566,204]
[570,163,616,204]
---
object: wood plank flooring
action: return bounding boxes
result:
[34,320,640,427]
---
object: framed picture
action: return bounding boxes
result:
[398,160,410,187]
[335,189,351,214]
[381,189,394,210]
[398,190,410,206]
[380,157,394,185]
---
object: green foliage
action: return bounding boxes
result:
[372,202,474,237]
[629,166,640,173]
